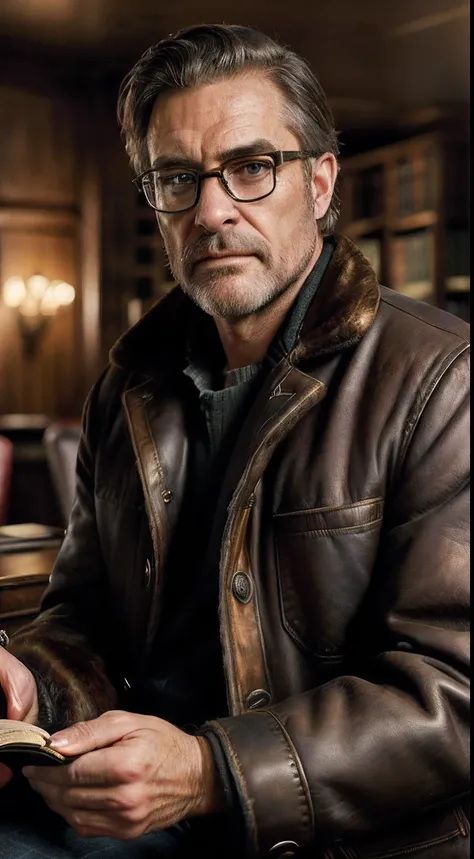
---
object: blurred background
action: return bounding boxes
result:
[0,0,469,540]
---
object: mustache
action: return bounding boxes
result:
[181,232,269,273]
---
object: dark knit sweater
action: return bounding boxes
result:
[138,237,335,730]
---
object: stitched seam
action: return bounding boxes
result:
[278,518,383,537]
[274,497,384,517]
[252,582,275,704]
[380,293,470,344]
[361,828,462,858]
[205,720,258,846]
[259,709,316,839]
[399,345,469,463]
[274,531,344,659]
[246,711,313,845]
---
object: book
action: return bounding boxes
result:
[0,523,64,555]
[0,719,69,769]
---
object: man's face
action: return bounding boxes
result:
[146,73,327,320]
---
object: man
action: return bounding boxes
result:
[0,23,469,859]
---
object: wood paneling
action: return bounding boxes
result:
[0,76,100,419]
[0,229,78,415]
[0,85,78,207]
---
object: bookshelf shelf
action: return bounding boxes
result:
[344,216,385,238]
[391,211,439,232]
[339,128,469,320]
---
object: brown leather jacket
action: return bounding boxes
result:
[10,236,470,858]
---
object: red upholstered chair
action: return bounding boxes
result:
[0,434,14,525]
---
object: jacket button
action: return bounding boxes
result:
[246,688,271,710]
[144,558,152,587]
[161,489,173,504]
[232,571,253,604]
[268,841,299,856]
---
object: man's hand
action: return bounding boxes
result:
[0,647,39,789]
[23,710,224,839]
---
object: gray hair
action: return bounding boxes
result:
[117,24,340,234]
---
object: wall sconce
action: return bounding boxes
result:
[2,274,75,356]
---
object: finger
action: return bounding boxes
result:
[25,744,131,788]
[29,780,132,813]
[1,659,34,721]
[48,710,147,756]
[23,764,73,786]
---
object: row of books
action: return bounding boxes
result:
[351,148,439,221]
[391,230,433,292]
[395,149,438,217]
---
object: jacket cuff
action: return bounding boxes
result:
[205,710,314,857]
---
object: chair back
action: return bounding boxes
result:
[0,435,14,525]
[43,422,81,526]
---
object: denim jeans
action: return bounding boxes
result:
[0,776,195,859]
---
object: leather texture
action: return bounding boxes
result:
[8,235,470,858]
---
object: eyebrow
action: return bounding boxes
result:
[150,138,278,171]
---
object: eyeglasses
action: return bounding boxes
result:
[133,150,318,213]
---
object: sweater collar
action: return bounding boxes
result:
[110,234,380,378]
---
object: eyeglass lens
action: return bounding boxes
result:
[142,155,276,211]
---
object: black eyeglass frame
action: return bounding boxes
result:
[133,150,319,213]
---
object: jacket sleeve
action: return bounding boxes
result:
[7,371,119,729]
[204,347,470,856]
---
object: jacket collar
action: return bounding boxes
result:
[110,234,380,377]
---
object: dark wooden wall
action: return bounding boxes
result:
[0,59,136,419]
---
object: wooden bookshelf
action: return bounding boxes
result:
[339,130,469,320]
[127,192,176,326]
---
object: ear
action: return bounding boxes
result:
[310,153,339,220]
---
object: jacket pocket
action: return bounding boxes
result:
[330,799,470,858]
[273,497,384,658]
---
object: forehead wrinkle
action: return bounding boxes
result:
[146,73,300,169]
[150,139,281,171]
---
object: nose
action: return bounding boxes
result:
[193,175,240,232]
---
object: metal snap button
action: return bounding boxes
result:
[144,558,152,587]
[161,489,173,503]
[246,688,271,710]
[232,571,253,604]
[268,840,299,856]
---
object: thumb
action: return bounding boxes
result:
[0,763,13,790]
[49,711,150,755]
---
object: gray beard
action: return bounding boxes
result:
[178,246,317,320]
[163,204,318,319]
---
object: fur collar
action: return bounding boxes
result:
[110,234,380,377]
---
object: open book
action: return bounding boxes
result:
[0,720,69,769]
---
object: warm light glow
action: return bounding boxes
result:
[3,277,27,308]
[51,280,75,306]
[27,274,49,300]
[18,292,39,317]
[39,285,60,316]
[2,274,75,317]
